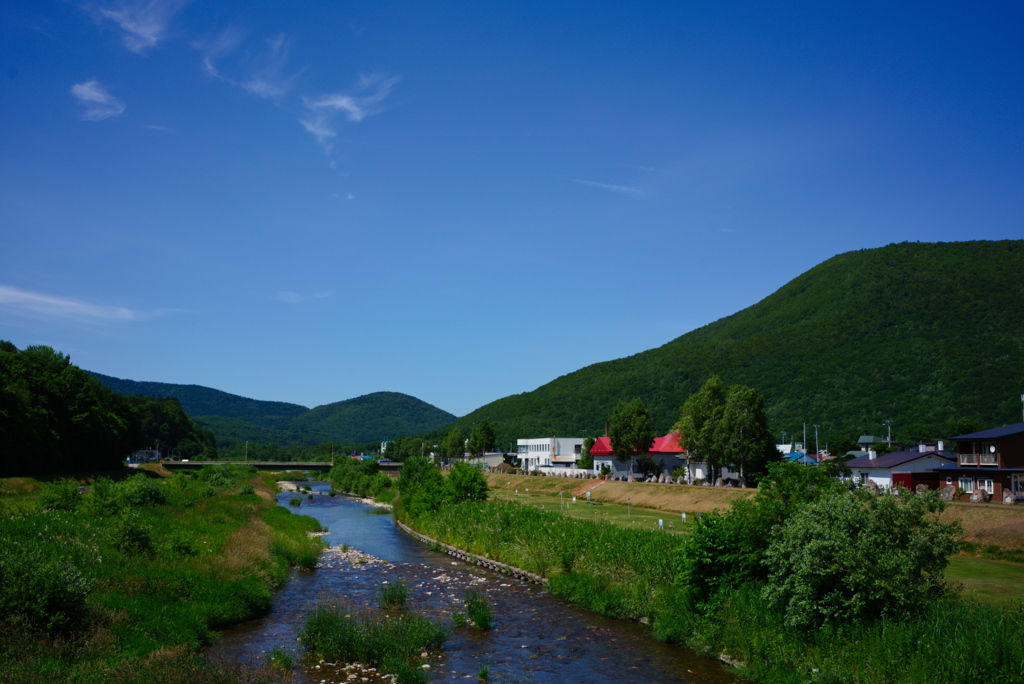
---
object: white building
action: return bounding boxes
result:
[844,446,955,490]
[516,437,585,471]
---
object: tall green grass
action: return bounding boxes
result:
[0,466,324,682]
[402,497,1024,683]
[400,498,682,619]
[299,597,448,684]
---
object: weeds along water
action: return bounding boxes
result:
[397,490,1024,684]
[401,498,685,620]
[0,466,324,683]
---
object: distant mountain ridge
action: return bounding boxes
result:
[88,373,309,427]
[89,373,456,446]
[449,240,1024,443]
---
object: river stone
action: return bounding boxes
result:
[714,476,724,487]
[1004,490,1016,504]
[915,484,929,493]
[866,480,880,494]
[941,484,956,500]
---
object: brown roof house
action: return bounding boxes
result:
[931,421,1024,503]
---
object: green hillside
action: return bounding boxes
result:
[89,373,457,447]
[452,240,1024,444]
[87,373,308,427]
[288,392,458,444]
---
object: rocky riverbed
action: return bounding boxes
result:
[207,486,739,683]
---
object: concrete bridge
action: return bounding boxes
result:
[161,460,334,472]
[160,460,402,473]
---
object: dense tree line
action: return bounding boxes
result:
[0,342,215,477]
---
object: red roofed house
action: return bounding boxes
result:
[589,432,725,481]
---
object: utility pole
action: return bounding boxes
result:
[814,425,820,458]
[884,420,892,446]
[803,424,807,452]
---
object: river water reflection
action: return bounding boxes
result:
[208,482,739,684]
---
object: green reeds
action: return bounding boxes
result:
[299,597,448,684]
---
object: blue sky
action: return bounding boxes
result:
[1,1,1022,417]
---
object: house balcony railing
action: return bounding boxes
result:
[960,453,998,466]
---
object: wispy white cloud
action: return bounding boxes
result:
[140,123,170,131]
[571,178,646,195]
[94,0,191,53]
[70,79,125,121]
[300,73,399,148]
[198,29,301,100]
[0,285,137,322]
[275,291,331,305]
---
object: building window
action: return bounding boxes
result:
[960,452,977,466]
[979,478,994,495]
[960,478,974,494]
[859,472,868,485]
[980,443,997,466]
[946,477,953,485]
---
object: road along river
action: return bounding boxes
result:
[207,481,739,684]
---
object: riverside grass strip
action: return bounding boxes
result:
[399,495,1024,684]
[395,519,547,584]
[397,498,683,620]
[0,467,324,683]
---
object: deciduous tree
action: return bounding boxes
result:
[674,376,727,482]
[608,398,654,473]
[440,427,465,462]
[466,420,496,458]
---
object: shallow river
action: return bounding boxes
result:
[208,482,739,684]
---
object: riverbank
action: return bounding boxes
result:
[0,465,325,683]
[395,480,1024,683]
[209,490,739,683]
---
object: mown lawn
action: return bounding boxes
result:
[947,555,1024,607]
[490,488,693,534]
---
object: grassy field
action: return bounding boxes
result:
[490,488,694,534]
[486,473,1024,607]
[947,555,1024,606]
[486,473,754,513]
[941,501,1024,547]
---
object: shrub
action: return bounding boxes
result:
[111,511,155,555]
[762,488,960,629]
[164,530,200,557]
[238,483,256,496]
[36,479,80,511]
[446,462,489,503]
[0,546,91,631]
[465,591,492,630]
[82,476,119,515]
[289,497,301,507]
[676,460,851,605]
[114,474,168,507]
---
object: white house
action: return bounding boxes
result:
[844,446,955,490]
[516,437,584,471]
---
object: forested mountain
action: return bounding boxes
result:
[88,373,308,427]
[89,372,457,447]
[1,343,216,476]
[287,392,458,444]
[451,240,1024,445]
